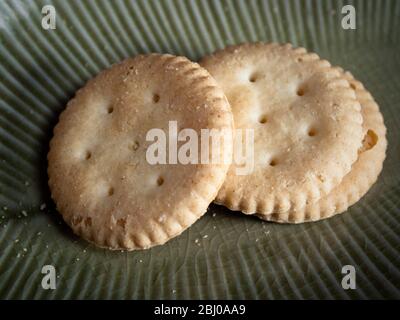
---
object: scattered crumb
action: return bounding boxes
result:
[158,214,166,223]
[76,258,79,261]
[213,226,216,229]
[21,210,27,217]
[255,238,259,242]
[23,248,27,252]
[17,253,21,258]
[14,239,19,243]
[203,235,208,239]
[194,238,199,244]
[172,289,176,293]
[3,206,7,211]
[40,203,46,211]
[37,232,42,236]
[212,213,216,217]
[139,259,143,263]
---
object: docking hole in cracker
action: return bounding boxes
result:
[48,54,233,250]
[200,42,364,215]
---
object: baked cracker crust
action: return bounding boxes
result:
[200,43,364,215]
[258,70,387,223]
[48,54,233,250]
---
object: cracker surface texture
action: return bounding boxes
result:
[201,43,363,214]
[259,70,387,223]
[48,54,233,250]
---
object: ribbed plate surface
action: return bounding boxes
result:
[0,0,399,299]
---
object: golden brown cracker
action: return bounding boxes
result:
[48,54,234,250]
[259,70,387,223]
[200,43,364,214]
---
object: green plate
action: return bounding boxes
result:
[0,0,399,299]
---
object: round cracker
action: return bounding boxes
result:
[48,54,233,250]
[200,43,363,214]
[258,70,387,223]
